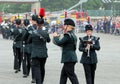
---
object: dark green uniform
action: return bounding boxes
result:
[53,31,78,63]
[22,26,34,54]
[28,28,50,58]
[28,28,50,84]
[11,27,23,72]
[79,35,100,84]
[79,36,100,64]
[21,25,34,77]
[53,30,79,84]
[22,25,36,80]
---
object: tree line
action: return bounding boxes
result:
[0,0,112,13]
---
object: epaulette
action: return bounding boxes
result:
[18,28,22,33]
[28,30,33,34]
[10,28,14,32]
[94,36,100,41]
[65,32,72,38]
[79,37,84,42]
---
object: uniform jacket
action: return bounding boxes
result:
[22,25,34,53]
[53,31,78,63]
[28,28,50,58]
[79,35,100,64]
[11,27,23,48]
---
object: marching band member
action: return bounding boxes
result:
[53,18,79,84]
[79,24,100,84]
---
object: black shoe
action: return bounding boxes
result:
[14,69,21,73]
[15,70,19,73]
[18,69,21,71]
[23,74,28,78]
[31,79,36,83]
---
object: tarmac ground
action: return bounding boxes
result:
[0,33,120,84]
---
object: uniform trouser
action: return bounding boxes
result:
[13,46,17,70]
[60,62,79,84]
[83,64,97,84]
[32,58,47,84]
[22,52,31,75]
[22,52,35,79]
[14,47,22,70]
[31,62,35,80]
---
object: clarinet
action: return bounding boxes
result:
[87,35,91,57]
[22,41,25,60]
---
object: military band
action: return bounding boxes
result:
[0,8,101,84]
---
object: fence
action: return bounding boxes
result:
[87,10,112,16]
